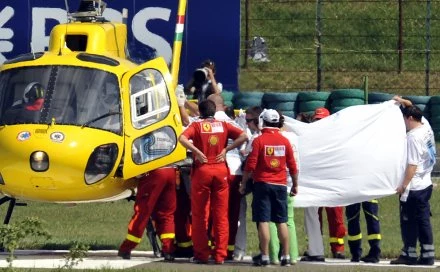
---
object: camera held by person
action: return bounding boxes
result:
[185,59,222,102]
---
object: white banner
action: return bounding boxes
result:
[283,100,407,207]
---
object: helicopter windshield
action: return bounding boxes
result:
[0,66,122,134]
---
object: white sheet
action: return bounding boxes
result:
[283,100,407,207]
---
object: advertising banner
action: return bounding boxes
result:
[0,0,240,90]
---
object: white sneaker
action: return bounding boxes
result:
[233,251,244,261]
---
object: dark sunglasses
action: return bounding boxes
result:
[246,118,256,123]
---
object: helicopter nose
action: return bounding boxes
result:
[30,151,49,172]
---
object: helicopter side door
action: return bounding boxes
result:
[121,57,186,179]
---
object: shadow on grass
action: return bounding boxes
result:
[41,243,116,250]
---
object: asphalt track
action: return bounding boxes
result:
[0,250,438,270]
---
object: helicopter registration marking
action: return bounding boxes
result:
[17,131,31,141]
[50,132,65,143]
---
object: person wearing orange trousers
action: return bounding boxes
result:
[318,207,346,258]
[208,94,246,259]
[118,167,177,261]
[179,99,248,264]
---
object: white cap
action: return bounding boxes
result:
[260,109,280,123]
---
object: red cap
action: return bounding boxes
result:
[314,107,330,120]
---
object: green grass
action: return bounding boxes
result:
[239,0,440,95]
[1,179,439,260]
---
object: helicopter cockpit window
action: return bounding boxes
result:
[3,52,44,65]
[129,69,170,129]
[0,66,121,134]
[132,126,177,164]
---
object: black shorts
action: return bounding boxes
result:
[252,181,288,223]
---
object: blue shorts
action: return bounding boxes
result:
[252,182,288,223]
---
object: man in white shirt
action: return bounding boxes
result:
[391,99,436,266]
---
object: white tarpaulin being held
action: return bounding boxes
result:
[283,100,407,207]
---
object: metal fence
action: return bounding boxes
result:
[240,0,440,95]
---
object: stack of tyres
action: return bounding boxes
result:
[368,92,394,104]
[221,90,234,108]
[329,89,365,114]
[296,91,330,117]
[232,91,264,110]
[262,92,298,118]
[403,95,431,120]
[429,96,440,141]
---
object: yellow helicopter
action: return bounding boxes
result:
[0,0,187,218]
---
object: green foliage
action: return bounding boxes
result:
[61,242,89,269]
[0,217,51,266]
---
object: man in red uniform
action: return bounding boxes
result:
[239,109,298,267]
[207,94,246,260]
[118,167,178,261]
[179,99,247,264]
[118,124,182,261]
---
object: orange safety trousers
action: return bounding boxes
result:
[191,164,229,263]
[119,167,177,254]
[319,206,346,253]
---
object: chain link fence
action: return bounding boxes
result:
[240,0,440,96]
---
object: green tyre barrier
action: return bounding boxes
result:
[435,131,440,141]
[221,91,235,101]
[224,101,233,108]
[297,110,315,119]
[368,92,394,104]
[233,91,264,101]
[297,91,330,102]
[331,98,365,107]
[330,106,349,114]
[429,104,440,117]
[430,96,440,105]
[298,100,327,113]
[432,126,440,141]
[262,92,298,103]
[233,97,263,109]
[414,103,430,119]
[368,101,387,104]
[280,111,296,118]
[264,101,295,111]
[403,95,431,105]
[330,89,365,100]
[429,115,440,124]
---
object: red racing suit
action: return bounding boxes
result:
[181,118,244,263]
[244,127,298,185]
[318,206,346,253]
[119,167,177,254]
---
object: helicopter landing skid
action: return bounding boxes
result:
[0,196,27,225]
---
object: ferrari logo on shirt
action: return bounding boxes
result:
[201,122,224,133]
[266,147,274,155]
[270,159,280,168]
[209,135,219,145]
[265,145,285,156]
[202,123,211,132]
